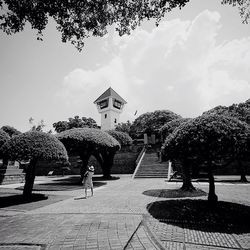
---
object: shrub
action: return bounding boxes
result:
[1,125,21,137]
[106,130,132,146]
[0,129,10,158]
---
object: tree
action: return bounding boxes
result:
[1,1,249,51]
[1,131,68,197]
[56,128,120,180]
[53,115,99,133]
[106,130,133,146]
[115,120,132,135]
[130,110,181,138]
[159,117,191,141]
[1,125,21,137]
[162,114,250,203]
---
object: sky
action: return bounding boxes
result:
[0,0,250,132]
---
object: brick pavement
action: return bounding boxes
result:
[0,175,249,250]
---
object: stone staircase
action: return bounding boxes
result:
[0,161,25,185]
[133,149,169,178]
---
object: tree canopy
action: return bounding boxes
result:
[1,125,21,137]
[53,115,99,133]
[1,0,249,51]
[159,117,191,140]
[203,99,250,125]
[0,129,10,158]
[106,130,133,146]
[130,110,181,137]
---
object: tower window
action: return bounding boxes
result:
[105,114,107,119]
[98,99,109,109]
[113,99,122,109]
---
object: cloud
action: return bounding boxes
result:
[58,10,250,123]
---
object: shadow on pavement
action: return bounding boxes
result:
[0,193,47,208]
[16,176,107,191]
[143,188,207,198]
[147,199,250,233]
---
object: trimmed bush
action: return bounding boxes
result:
[106,130,132,146]
[1,131,68,197]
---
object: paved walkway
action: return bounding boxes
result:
[0,175,249,249]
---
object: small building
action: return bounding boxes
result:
[94,87,127,130]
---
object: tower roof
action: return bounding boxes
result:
[94,87,127,104]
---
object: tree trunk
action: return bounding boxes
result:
[180,159,195,191]
[207,162,218,204]
[102,151,115,179]
[79,152,91,183]
[238,160,248,182]
[23,158,37,198]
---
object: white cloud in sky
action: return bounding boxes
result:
[58,10,250,123]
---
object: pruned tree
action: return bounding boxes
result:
[115,120,132,135]
[53,116,99,133]
[56,128,120,180]
[130,110,181,138]
[106,130,133,146]
[162,114,250,203]
[1,131,68,197]
[1,125,21,137]
[1,0,249,51]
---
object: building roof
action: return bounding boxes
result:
[94,87,127,104]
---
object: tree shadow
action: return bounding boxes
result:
[143,188,207,198]
[16,176,107,191]
[0,193,48,208]
[147,199,250,233]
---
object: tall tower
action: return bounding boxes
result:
[94,87,127,130]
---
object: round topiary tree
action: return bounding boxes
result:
[159,118,191,141]
[106,130,133,146]
[1,131,68,197]
[56,128,120,180]
[130,110,181,138]
[162,114,250,203]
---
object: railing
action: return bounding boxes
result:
[132,146,147,179]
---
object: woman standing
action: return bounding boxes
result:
[82,165,94,198]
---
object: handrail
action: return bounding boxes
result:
[132,146,146,179]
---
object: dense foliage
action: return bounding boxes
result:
[1,0,248,51]
[162,115,249,163]
[115,120,132,135]
[1,125,21,137]
[203,99,250,125]
[159,118,191,140]
[1,131,68,161]
[0,129,10,158]
[130,110,181,137]
[53,116,99,133]
[106,130,133,146]
[57,128,120,152]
